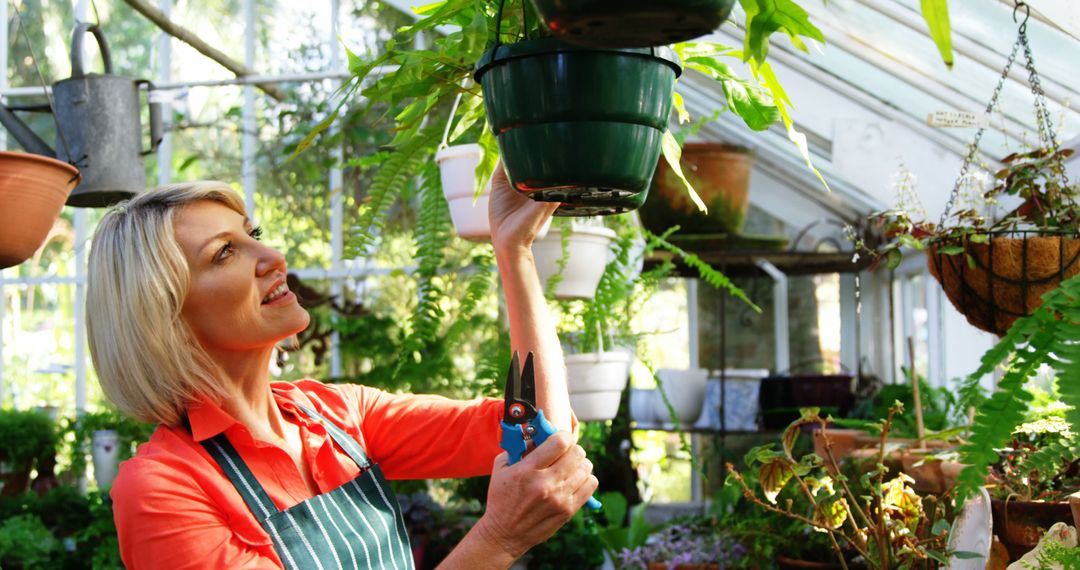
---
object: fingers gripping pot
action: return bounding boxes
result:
[474,36,681,217]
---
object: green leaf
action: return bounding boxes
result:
[474,126,499,200]
[965,253,977,270]
[931,518,952,535]
[937,245,965,256]
[952,551,985,560]
[739,0,824,65]
[920,0,953,69]
[887,248,902,270]
[968,233,989,244]
[287,109,339,163]
[661,130,708,214]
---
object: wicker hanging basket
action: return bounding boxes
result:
[927,232,1080,336]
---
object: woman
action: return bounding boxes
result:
[86,166,597,569]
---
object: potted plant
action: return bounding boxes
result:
[639,142,756,239]
[653,368,709,427]
[534,218,618,300]
[862,21,1078,337]
[615,518,747,570]
[64,408,155,489]
[728,405,958,569]
[0,408,58,497]
[529,0,738,48]
[0,151,81,269]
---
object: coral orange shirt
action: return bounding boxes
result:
[111,379,505,569]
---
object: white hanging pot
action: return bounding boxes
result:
[654,368,708,426]
[565,351,633,422]
[436,143,493,241]
[533,223,616,299]
[91,429,120,489]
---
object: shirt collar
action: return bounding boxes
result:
[185,383,318,442]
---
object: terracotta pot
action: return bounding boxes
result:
[640,143,754,237]
[899,449,964,494]
[812,428,866,465]
[928,235,1080,336]
[0,151,80,268]
[990,498,1073,561]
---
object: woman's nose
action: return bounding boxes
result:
[255,241,287,276]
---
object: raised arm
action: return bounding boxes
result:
[487,163,573,432]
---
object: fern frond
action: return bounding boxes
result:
[347,126,442,257]
[394,159,452,380]
[544,220,572,298]
[645,229,760,312]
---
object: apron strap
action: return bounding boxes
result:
[295,404,373,469]
[201,433,281,519]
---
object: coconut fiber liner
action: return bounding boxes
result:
[928,236,1080,336]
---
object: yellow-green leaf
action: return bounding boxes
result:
[662,130,708,214]
[672,91,691,124]
[759,457,794,504]
[920,0,953,69]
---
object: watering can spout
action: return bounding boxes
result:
[0,104,56,158]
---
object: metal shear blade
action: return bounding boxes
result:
[504,351,537,426]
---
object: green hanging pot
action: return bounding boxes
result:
[530,0,736,48]
[475,37,681,217]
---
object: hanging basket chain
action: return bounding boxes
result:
[937,0,1067,227]
[9,0,77,166]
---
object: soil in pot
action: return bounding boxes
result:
[928,235,1080,336]
[0,151,81,268]
[531,0,736,48]
[990,498,1074,561]
[640,143,755,236]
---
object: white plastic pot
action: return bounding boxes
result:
[565,351,633,422]
[533,223,617,299]
[694,368,770,431]
[436,144,551,242]
[91,429,120,490]
[436,144,491,241]
[654,368,708,426]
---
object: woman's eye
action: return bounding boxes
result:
[215,241,234,262]
[249,226,263,241]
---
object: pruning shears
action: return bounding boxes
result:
[500,351,602,510]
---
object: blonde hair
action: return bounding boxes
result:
[87,181,245,426]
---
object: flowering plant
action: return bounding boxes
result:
[616,520,746,570]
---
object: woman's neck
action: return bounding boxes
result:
[212,346,292,442]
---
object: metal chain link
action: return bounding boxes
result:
[938,39,1020,228]
[938,1,1069,226]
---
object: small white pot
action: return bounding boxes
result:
[91,429,120,490]
[533,223,616,300]
[654,368,708,426]
[565,351,633,422]
[436,144,550,242]
[694,368,770,431]
[436,144,491,241]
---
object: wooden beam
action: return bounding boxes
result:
[122,0,288,102]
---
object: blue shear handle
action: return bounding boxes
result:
[499,410,602,510]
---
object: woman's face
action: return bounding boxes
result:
[173,200,309,354]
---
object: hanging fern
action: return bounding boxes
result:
[393,159,452,380]
[644,228,761,312]
[956,273,1080,502]
[544,220,572,298]
[347,126,442,257]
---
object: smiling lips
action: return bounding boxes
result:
[261,282,290,305]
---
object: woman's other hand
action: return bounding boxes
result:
[474,431,598,560]
[488,161,559,254]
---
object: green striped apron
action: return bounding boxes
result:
[196,405,414,570]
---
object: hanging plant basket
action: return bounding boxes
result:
[532,222,615,299]
[475,36,681,216]
[927,231,1080,336]
[640,142,755,236]
[0,151,80,269]
[530,0,736,48]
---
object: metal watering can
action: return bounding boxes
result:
[0,23,162,207]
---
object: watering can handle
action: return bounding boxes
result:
[70,22,113,78]
[136,80,164,156]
